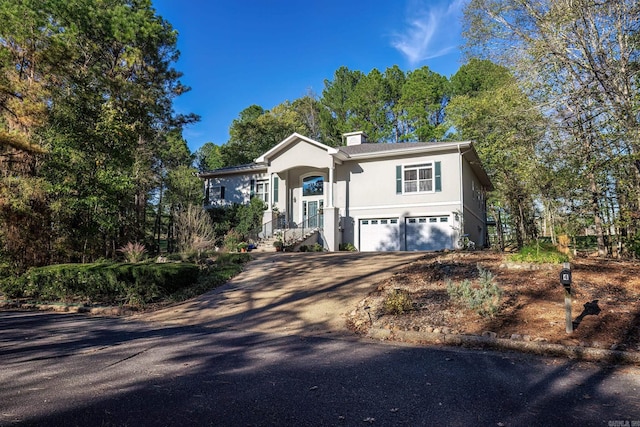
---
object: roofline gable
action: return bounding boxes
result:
[255,132,339,163]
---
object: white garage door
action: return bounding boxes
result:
[359,218,399,251]
[406,216,453,251]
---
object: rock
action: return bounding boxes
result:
[510,334,523,341]
[482,331,497,339]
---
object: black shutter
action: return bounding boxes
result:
[273,177,279,203]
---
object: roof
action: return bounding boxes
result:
[198,162,266,178]
[337,140,471,157]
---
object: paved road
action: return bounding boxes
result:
[142,252,426,335]
[2,311,640,426]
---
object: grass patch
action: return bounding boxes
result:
[508,242,569,264]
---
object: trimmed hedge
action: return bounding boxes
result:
[0,262,200,306]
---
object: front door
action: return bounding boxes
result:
[303,200,324,228]
[302,175,325,229]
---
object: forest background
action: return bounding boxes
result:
[1,0,639,274]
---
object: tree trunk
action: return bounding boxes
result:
[589,171,607,256]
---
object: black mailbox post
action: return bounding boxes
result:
[560,263,572,333]
[560,268,572,292]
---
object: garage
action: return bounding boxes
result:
[405,216,454,251]
[359,218,399,251]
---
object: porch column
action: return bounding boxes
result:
[328,163,334,208]
[323,206,339,251]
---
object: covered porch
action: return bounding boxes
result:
[254,133,344,251]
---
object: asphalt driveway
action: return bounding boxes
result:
[142,251,424,335]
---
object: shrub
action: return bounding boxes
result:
[383,289,413,315]
[312,243,323,252]
[0,262,200,307]
[446,265,502,317]
[118,242,147,263]
[223,230,242,252]
[509,241,569,264]
[339,243,357,251]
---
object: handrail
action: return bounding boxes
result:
[259,211,324,245]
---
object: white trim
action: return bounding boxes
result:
[345,141,473,160]
[348,201,461,211]
[400,162,436,195]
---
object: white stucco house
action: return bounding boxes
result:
[199,131,493,252]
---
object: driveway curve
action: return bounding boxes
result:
[142,251,424,336]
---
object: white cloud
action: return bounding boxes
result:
[391,0,466,67]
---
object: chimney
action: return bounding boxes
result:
[342,131,368,146]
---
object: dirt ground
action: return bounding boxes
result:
[347,251,640,352]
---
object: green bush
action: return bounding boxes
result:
[223,230,242,252]
[339,243,357,251]
[0,262,199,306]
[508,242,569,264]
[446,265,502,317]
[383,289,413,315]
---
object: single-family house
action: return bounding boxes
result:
[199,131,493,252]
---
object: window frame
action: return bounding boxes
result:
[402,163,435,194]
[254,178,269,203]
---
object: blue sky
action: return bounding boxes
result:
[151,0,467,152]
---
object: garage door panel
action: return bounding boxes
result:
[406,216,453,251]
[359,218,399,251]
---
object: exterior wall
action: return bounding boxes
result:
[200,136,491,252]
[204,172,268,207]
[461,156,488,247]
[335,150,464,250]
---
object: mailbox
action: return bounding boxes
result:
[560,268,572,292]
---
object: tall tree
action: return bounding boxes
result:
[220,102,309,166]
[447,61,545,248]
[346,68,393,142]
[399,66,449,142]
[0,0,196,269]
[463,0,640,255]
[320,66,363,144]
[195,142,224,172]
